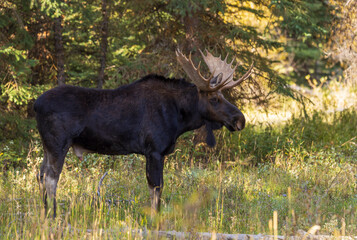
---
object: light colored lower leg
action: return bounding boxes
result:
[149,185,160,216]
[45,175,57,198]
[44,175,58,217]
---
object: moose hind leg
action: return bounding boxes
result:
[38,147,68,218]
[37,149,49,211]
[36,112,78,218]
[145,152,164,216]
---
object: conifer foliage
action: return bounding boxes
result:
[0,0,343,111]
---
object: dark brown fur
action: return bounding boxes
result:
[34,74,245,217]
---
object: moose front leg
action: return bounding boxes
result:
[145,152,164,216]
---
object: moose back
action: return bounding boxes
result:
[35,49,253,217]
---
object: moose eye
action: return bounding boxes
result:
[209,97,219,104]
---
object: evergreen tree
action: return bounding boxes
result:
[329,0,357,87]
[0,0,341,112]
[270,0,335,84]
[97,0,110,89]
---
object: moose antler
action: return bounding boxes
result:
[175,49,217,91]
[176,48,254,92]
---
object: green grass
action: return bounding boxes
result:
[0,83,357,239]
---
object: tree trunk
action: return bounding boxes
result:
[53,15,65,85]
[183,13,200,52]
[97,0,110,89]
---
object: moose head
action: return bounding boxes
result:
[176,49,254,146]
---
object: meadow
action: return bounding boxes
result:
[0,81,356,239]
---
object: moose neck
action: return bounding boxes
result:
[173,84,222,148]
[175,85,206,134]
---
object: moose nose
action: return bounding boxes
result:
[236,115,245,131]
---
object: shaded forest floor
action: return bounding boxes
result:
[0,82,356,239]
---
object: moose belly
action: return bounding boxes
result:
[72,129,139,155]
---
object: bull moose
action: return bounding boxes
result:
[34,49,253,217]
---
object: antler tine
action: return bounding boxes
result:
[230,58,235,66]
[220,61,254,91]
[224,53,229,63]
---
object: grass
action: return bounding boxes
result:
[0,81,356,239]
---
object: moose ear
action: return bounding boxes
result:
[209,73,223,88]
[205,122,216,147]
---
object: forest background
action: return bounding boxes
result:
[0,0,357,238]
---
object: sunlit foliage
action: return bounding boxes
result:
[0,0,340,110]
[329,0,357,87]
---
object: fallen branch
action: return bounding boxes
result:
[65,226,356,240]
[341,136,357,146]
[97,171,108,199]
[143,230,355,240]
